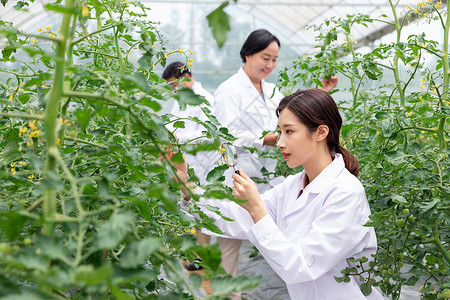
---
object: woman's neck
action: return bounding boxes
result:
[243,66,262,93]
[303,152,333,184]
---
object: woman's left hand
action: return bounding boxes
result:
[232,170,268,223]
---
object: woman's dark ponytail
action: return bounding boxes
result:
[277,89,360,177]
[335,144,359,177]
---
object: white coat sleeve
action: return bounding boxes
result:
[188,183,283,240]
[167,102,205,143]
[246,186,373,284]
[187,187,255,240]
[214,86,264,149]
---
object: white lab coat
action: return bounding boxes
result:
[168,81,219,184]
[192,154,383,300]
[214,67,284,189]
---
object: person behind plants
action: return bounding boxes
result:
[176,89,383,299]
[163,61,217,271]
[213,29,338,299]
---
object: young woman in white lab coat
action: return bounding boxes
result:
[213,30,337,300]
[176,89,382,299]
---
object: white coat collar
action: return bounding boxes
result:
[303,153,346,194]
[236,67,275,103]
[285,154,346,216]
[191,80,201,93]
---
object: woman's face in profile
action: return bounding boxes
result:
[244,41,279,82]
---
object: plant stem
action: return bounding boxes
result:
[388,0,405,106]
[64,135,108,149]
[437,1,449,150]
[42,0,74,235]
[0,113,43,120]
[431,217,450,266]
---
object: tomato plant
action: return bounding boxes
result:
[0,0,258,299]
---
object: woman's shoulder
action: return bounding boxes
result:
[333,169,366,197]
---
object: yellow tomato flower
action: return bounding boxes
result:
[164,51,167,58]
[28,131,38,138]
[27,174,35,179]
[18,161,26,166]
[82,6,89,17]
[11,168,16,175]
[29,120,37,130]
[10,163,15,168]
[152,45,156,49]
[57,138,61,146]
[9,93,13,101]
[189,50,194,54]
[407,5,411,9]
[424,13,428,17]
[31,38,36,43]
[38,27,43,33]
[45,25,51,31]
[27,140,33,146]
[19,126,28,136]
[414,8,418,13]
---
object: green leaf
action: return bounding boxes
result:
[75,108,92,132]
[206,164,228,182]
[211,275,262,295]
[0,291,49,300]
[189,274,202,290]
[74,264,113,285]
[1,0,8,7]
[391,194,407,204]
[419,198,439,214]
[44,4,76,14]
[36,235,66,261]
[119,238,161,268]
[173,121,185,129]
[96,213,135,249]
[109,284,133,300]
[175,88,204,106]
[137,51,153,69]
[13,1,28,9]
[203,188,232,200]
[206,1,231,48]
[360,282,373,296]
[2,45,16,59]
[140,97,162,112]
[0,212,27,240]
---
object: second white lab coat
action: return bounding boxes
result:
[214,67,284,189]
[168,81,219,184]
[192,154,383,300]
